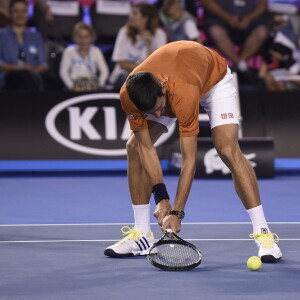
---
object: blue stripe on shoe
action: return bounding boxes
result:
[139,239,147,250]
[135,241,143,251]
[142,237,150,248]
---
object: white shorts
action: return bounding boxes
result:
[201,67,240,129]
[146,67,239,131]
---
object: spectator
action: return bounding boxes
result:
[155,0,198,18]
[108,2,167,91]
[33,0,54,23]
[159,0,201,43]
[259,16,300,91]
[0,0,53,28]
[201,0,269,73]
[59,21,109,92]
[0,0,47,90]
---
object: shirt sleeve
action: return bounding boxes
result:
[184,19,200,41]
[174,84,200,137]
[120,86,148,132]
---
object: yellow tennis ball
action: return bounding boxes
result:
[247,256,262,271]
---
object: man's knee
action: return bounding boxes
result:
[216,143,240,165]
[208,25,228,41]
[126,137,138,156]
[250,25,269,41]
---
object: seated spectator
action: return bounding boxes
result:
[259,16,300,90]
[201,0,269,73]
[59,21,109,92]
[159,0,201,43]
[33,0,54,23]
[0,0,53,28]
[108,2,167,91]
[155,0,198,19]
[0,0,47,90]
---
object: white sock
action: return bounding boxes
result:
[247,205,270,234]
[132,204,151,234]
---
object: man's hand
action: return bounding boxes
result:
[227,16,239,28]
[141,30,153,46]
[153,199,171,226]
[162,215,181,234]
[237,16,251,30]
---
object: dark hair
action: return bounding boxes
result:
[126,72,163,112]
[9,0,27,12]
[127,3,159,44]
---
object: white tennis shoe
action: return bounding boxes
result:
[249,232,282,263]
[104,226,155,258]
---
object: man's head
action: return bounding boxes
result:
[126,72,166,116]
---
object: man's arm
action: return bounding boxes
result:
[134,128,172,225]
[238,0,268,29]
[243,0,268,23]
[201,0,237,26]
[161,135,197,233]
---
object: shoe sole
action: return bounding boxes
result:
[104,249,135,258]
[261,255,282,263]
[104,248,151,258]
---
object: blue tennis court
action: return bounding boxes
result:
[0,173,299,300]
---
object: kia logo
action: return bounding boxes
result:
[45,93,176,156]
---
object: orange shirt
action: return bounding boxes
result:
[120,41,227,137]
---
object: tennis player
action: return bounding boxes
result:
[104,41,282,263]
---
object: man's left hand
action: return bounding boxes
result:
[153,199,171,226]
[161,215,181,234]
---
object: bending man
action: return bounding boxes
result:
[104,41,282,263]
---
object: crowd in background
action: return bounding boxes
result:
[0,0,300,92]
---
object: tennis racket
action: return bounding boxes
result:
[147,229,202,271]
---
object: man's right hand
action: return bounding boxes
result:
[227,16,239,28]
[153,199,171,226]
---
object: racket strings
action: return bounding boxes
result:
[149,241,200,267]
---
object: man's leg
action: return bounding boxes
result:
[212,124,260,209]
[240,25,269,62]
[127,121,167,233]
[127,122,167,206]
[207,25,241,65]
[212,123,282,262]
[104,121,167,257]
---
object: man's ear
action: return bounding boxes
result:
[160,81,166,93]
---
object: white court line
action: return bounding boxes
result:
[1,223,299,243]
[0,238,300,244]
[1,222,300,227]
